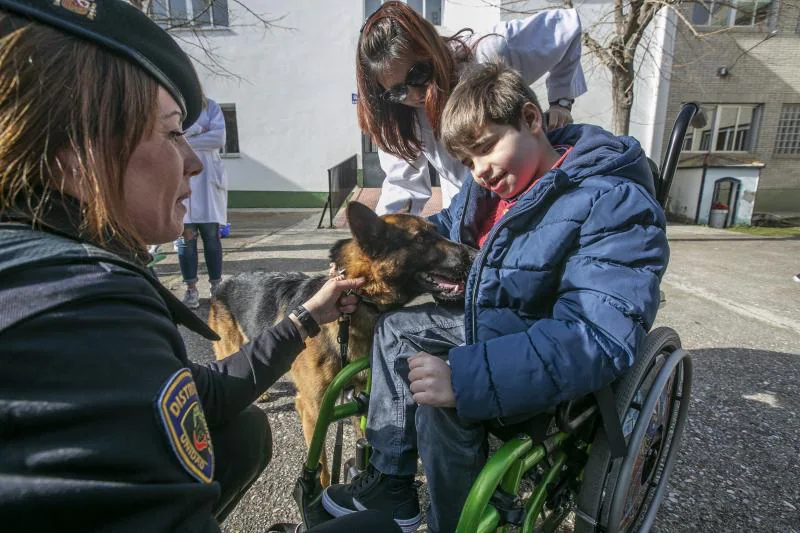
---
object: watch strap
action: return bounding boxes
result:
[549,98,574,111]
[291,304,320,338]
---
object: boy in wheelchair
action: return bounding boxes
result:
[322,62,669,533]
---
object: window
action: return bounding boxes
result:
[149,0,229,28]
[691,0,773,27]
[683,104,762,152]
[220,104,239,155]
[775,104,800,155]
[366,0,442,26]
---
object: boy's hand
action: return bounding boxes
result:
[547,105,574,130]
[409,353,456,408]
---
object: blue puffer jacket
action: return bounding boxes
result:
[429,124,669,423]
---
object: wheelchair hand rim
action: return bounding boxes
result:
[607,350,693,533]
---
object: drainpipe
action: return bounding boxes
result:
[694,152,709,224]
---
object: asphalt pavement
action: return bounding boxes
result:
[158,212,800,533]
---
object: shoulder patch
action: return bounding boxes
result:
[156,369,214,483]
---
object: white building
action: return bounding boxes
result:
[156,0,673,208]
[502,0,677,163]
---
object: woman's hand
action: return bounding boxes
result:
[409,352,456,408]
[302,275,364,325]
[547,105,574,130]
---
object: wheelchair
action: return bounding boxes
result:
[288,103,706,533]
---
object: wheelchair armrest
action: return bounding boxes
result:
[555,396,597,433]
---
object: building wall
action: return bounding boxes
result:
[173,0,363,207]
[668,168,703,222]
[499,1,675,161]
[668,167,761,225]
[173,0,502,207]
[663,3,800,214]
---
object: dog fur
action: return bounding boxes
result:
[209,201,475,486]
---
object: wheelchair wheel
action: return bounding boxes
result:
[574,327,692,533]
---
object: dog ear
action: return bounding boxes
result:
[347,201,387,256]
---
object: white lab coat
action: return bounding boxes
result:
[183,98,228,225]
[375,8,587,215]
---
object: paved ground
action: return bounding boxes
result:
[158,212,800,533]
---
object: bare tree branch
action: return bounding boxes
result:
[496,0,784,134]
[128,0,292,79]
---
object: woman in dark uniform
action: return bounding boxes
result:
[0,1,398,531]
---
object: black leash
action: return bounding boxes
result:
[329,310,351,486]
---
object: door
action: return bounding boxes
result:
[362,133,386,187]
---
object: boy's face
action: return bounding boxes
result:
[459,103,552,199]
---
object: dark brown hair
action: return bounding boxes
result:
[0,14,160,255]
[441,62,542,159]
[356,1,475,162]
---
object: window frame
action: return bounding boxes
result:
[774,103,800,156]
[691,0,775,28]
[365,0,443,26]
[219,103,240,157]
[149,0,229,29]
[681,103,762,154]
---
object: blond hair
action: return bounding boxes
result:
[441,62,541,159]
[0,14,159,256]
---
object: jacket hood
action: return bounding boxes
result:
[548,124,656,196]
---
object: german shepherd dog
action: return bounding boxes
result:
[209,201,475,485]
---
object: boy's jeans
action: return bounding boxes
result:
[176,223,223,283]
[366,302,487,533]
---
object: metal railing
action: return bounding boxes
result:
[318,154,358,229]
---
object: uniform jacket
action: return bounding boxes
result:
[428,124,670,422]
[376,8,588,215]
[184,98,228,225]
[0,197,302,531]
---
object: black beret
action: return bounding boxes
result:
[0,0,202,128]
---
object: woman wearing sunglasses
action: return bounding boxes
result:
[358,1,587,215]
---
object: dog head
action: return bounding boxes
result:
[329,202,477,308]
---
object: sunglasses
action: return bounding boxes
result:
[380,61,434,104]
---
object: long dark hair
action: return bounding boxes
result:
[356,1,475,162]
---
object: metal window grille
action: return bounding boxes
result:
[775,104,800,154]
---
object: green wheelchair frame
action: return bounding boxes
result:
[291,103,705,532]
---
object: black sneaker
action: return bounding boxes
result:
[794,273,800,283]
[321,464,421,533]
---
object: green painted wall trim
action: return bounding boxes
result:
[755,189,800,213]
[227,191,328,208]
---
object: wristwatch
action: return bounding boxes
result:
[549,98,574,111]
[290,304,320,338]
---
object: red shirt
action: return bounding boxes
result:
[477,145,573,248]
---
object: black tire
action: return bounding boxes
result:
[574,327,690,533]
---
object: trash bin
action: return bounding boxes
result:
[709,208,728,228]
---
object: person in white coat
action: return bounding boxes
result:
[177,96,228,308]
[356,1,587,215]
